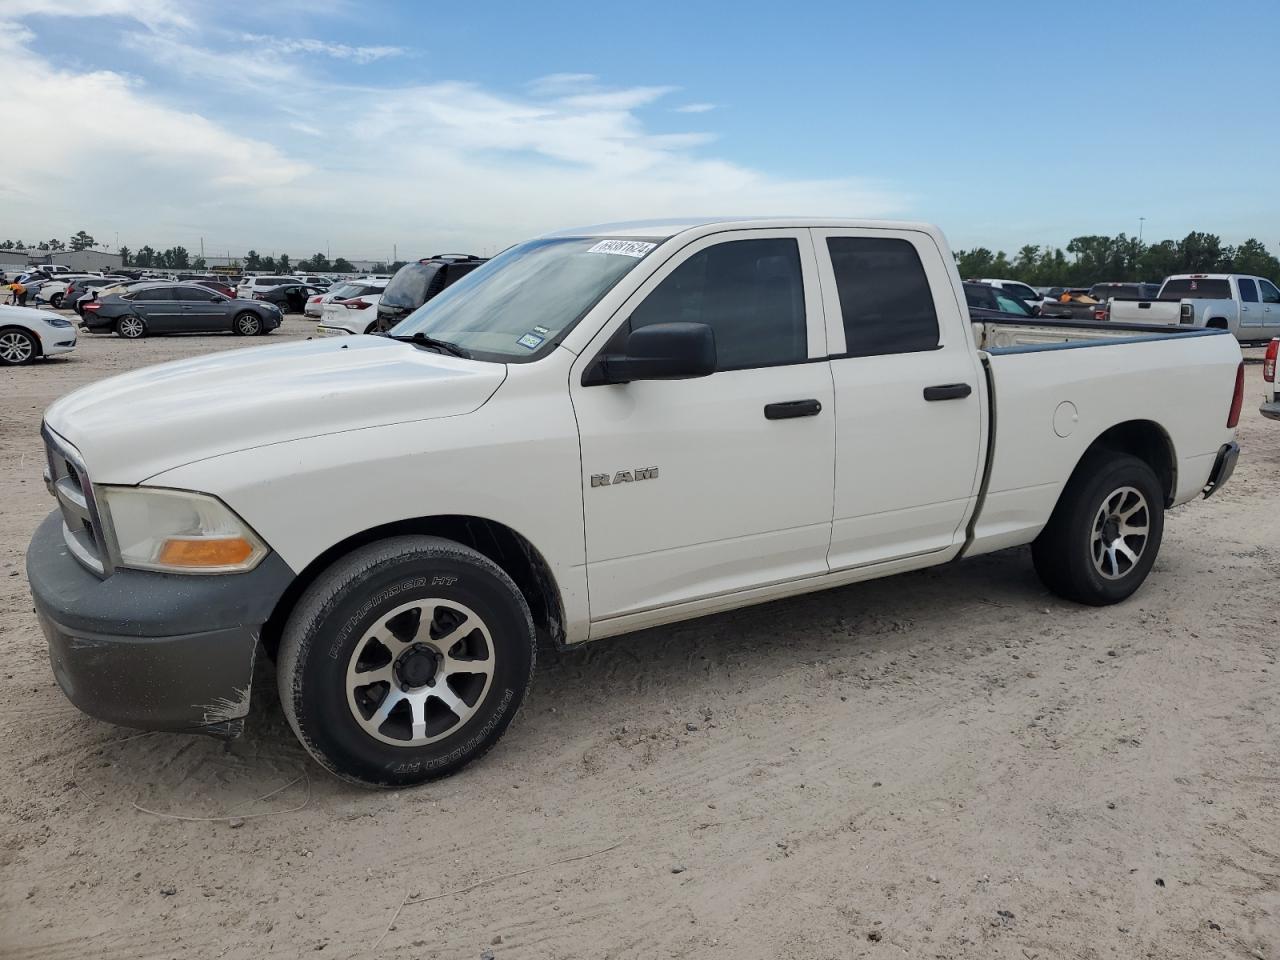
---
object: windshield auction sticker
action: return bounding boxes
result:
[587,240,657,258]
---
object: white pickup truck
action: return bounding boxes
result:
[26,217,1243,787]
[1108,273,1280,342]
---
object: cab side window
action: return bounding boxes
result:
[828,237,941,357]
[1238,279,1259,302]
[1259,279,1280,304]
[629,238,806,371]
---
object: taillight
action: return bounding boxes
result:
[308,295,321,303]
[1265,339,1278,383]
[84,302,101,311]
[1093,306,1107,321]
[1227,361,1245,428]
[343,299,371,310]
[1180,303,1194,324]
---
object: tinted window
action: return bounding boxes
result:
[828,237,939,356]
[1005,283,1038,302]
[175,286,217,301]
[1260,280,1280,304]
[1239,279,1259,303]
[131,287,173,301]
[964,284,998,310]
[1159,279,1231,300]
[630,238,806,371]
[381,263,443,310]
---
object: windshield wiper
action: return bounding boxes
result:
[388,332,472,359]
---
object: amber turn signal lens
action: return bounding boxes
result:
[157,537,255,567]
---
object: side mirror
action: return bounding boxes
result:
[583,322,717,386]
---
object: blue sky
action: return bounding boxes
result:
[2,0,1278,260]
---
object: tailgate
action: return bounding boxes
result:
[1109,300,1182,324]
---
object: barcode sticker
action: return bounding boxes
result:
[587,240,656,258]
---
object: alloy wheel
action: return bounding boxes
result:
[345,599,496,746]
[1090,486,1150,580]
[0,331,34,364]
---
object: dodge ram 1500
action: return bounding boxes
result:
[27,217,1243,786]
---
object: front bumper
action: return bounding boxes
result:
[1202,442,1240,499]
[1261,399,1280,421]
[26,510,294,737]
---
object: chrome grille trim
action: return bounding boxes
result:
[42,423,112,577]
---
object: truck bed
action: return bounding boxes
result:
[972,316,1220,352]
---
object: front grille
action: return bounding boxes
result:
[42,424,111,576]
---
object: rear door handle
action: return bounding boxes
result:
[923,383,972,401]
[764,399,822,420]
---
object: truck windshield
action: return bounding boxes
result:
[390,237,658,362]
[1159,279,1231,300]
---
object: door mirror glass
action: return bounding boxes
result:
[584,322,717,385]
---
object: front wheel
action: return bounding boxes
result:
[234,312,262,336]
[0,328,38,365]
[1032,451,1164,605]
[277,536,536,787]
[50,293,64,309]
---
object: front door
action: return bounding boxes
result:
[571,229,836,626]
[174,286,225,331]
[1237,278,1264,338]
[811,228,985,570]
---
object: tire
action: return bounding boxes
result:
[364,320,381,335]
[0,328,39,365]
[116,316,146,339]
[234,312,262,336]
[277,536,536,787]
[1032,451,1164,606]
[50,293,64,309]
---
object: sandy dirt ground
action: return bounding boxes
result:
[0,312,1277,960]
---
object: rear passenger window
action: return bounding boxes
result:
[1239,279,1259,302]
[630,238,807,371]
[1260,280,1280,304]
[131,287,172,301]
[827,237,940,356]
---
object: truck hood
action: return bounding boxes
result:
[43,335,507,483]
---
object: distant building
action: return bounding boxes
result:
[48,249,125,272]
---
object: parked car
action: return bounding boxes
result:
[1089,282,1161,302]
[27,264,71,276]
[0,304,76,364]
[25,216,1243,787]
[1107,274,1280,342]
[973,277,1042,307]
[1263,338,1279,421]
[235,275,303,299]
[193,279,237,299]
[36,274,110,309]
[294,275,333,289]
[255,283,324,314]
[304,279,387,318]
[63,277,128,315]
[82,281,281,338]
[963,282,1038,319]
[376,254,487,332]
[316,281,390,335]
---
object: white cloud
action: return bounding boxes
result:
[241,34,406,63]
[4,0,189,29]
[0,10,905,256]
[675,102,717,114]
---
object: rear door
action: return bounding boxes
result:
[130,287,180,331]
[1259,279,1280,337]
[812,228,986,570]
[1237,278,1264,336]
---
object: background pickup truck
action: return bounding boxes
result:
[27,216,1244,788]
[1108,273,1280,341]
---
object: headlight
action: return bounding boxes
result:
[45,317,72,328]
[97,486,267,574]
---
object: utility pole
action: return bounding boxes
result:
[393,243,397,264]
[1138,217,1145,244]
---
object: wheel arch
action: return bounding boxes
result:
[261,515,565,658]
[0,324,41,357]
[1064,419,1176,508]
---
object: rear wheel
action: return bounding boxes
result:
[234,312,262,336]
[277,536,536,787]
[0,328,38,365]
[49,293,64,309]
[1032,451,1164,605]
[116,316,146,339]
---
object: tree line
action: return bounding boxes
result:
[955,231,1280,286]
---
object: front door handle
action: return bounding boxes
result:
[764,399,822,420]
[923,383,972,401]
